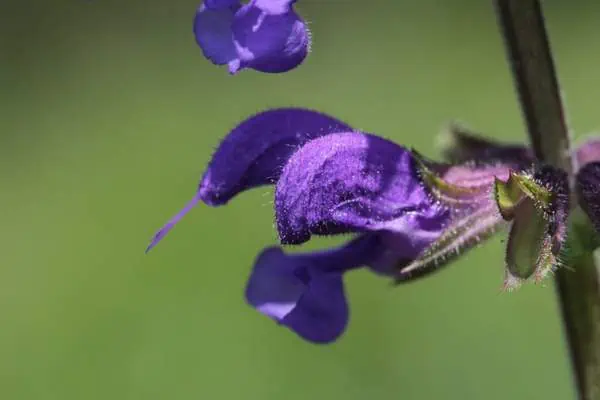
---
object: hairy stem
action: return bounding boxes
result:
[494,0,600,399]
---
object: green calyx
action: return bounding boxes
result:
[494,172,552,220]
[494,170,564,290]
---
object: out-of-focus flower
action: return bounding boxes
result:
[194,0,310,74]
[577,162,600,234]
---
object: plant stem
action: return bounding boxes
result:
[494,0,600,399]
[494,0,573,175]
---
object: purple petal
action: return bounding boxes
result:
[229,1,309,74]
[280,274,346,344]
[245,235,381,343]
[577,162,600,234]
[199,108,351,206]
[194,2,241,66]
[146,108,351,252]
[274,131,446,244]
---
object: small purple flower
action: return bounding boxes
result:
[147,109,531,342]
[194,0,310,74]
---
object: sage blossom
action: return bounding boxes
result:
[145,106,600,343]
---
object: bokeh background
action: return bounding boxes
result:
[3,0,600,399]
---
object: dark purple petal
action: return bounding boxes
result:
[229,0,309,73]
[146,108,351,252]
[438,123,533,166]
[245,235,381,343]
[274,131,446,244]
[199,108,351,206]
[577,162,600,234]
[194,2,241,66]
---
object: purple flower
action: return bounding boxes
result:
[147,105,600,342]
[146,108,600,341]
[194,0,310,74]
[146,108,534,342]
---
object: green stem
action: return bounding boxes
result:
[494,0,600,399]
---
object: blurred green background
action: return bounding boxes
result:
[3,0,600,399]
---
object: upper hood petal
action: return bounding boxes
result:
[274,131,445,244]
[146,108,351,252]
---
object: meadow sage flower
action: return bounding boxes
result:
[146,107,600,342]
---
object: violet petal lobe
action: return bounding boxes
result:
[577,161,600,234]
[194,2,241,65]
[230,0,309,73]
[274,131,448,245]
[146,108,351,253]
[245,234,381,343]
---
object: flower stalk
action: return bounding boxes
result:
[495,0,600,398]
